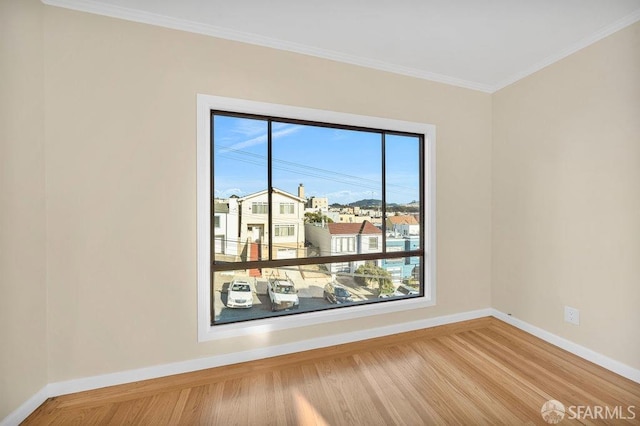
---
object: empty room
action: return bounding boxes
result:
[2,0,639,424]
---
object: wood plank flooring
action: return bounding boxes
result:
[23,318,640,425]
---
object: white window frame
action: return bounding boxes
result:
[333,236,356,253]
[197,94,436,342]
[369,236,379,250]
[251,202,268,214]
[279,202,295,214]
[274,224,295,237]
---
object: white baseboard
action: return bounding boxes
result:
[6,307,638,425]
[491,309,640,384]
[0,386,48,426]
[2,307,491,425]
[48,308,493,397]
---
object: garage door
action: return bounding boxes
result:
[277,248,296,259]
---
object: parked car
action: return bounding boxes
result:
[226,279,253,308]
[393,284,419,297]
[267,272,299,311]
[378,284,420,299]
[324,282,354,304]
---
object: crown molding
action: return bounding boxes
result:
[41,0,494,93]
[40,0,640,94]
[492,8,640,92]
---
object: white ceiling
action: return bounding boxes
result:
[44,0,640,92]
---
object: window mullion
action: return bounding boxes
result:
[267,120,273,261]
[381,132,387,253]
[420,134,426,285]
[211,250,424,272]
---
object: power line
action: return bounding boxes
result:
[215,143,419,195]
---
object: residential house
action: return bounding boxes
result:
[324,211,340,223]
[307,196,329,211]
[339,214,372,224]
[338,213,356,223]
[386,214,420,236]
[381,235,421,283]
[237,188,306,260]
[212,197,239,259]
[305,221,382,273]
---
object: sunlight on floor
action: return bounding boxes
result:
[293,389,330,426]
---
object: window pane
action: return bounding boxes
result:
[385,134,421,252]
[210,110,426,328]
[279,203,294,214]
[213,115,269,261]
[271,122,382,260]
[212,256,422,325]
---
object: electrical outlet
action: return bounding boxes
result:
[564,306,580,325]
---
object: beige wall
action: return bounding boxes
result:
[4,1,639,419]
[0,0,48,418]
[12,1,639,417]
[493,22,640,369]
[42,6,492,383]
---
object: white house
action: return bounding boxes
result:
[386,215,420,236]
[305,221,382,273]
[237,188,306,260]
[307,196,329,211]
[212,197,239,259]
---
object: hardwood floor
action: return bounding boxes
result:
[23,318,640,425]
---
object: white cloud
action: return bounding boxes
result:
[214,187,245,198]
[229,119,266,137]
[219,123,302,153]
[273,125,303,140]
[219,134,267,153]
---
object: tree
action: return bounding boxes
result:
[354,263,394,295]
[304,211,334,224]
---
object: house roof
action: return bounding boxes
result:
[387,215,419,225]
[238,188,305,203]
[328,221,381,235]
[213,202,229,213]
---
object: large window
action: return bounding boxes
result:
[274,225,295,237]
[279,203,295,214]
[334,237,356,253]
[197,95,435,340]
[251,202,268,214]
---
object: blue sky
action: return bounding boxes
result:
[213,115,420,205]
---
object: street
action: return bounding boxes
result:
[213,267,378,324]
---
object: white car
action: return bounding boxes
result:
[393,284,419,297]
[267,272,299,311]
[226,280,253,308]
[379,284,420,299]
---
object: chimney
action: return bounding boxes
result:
[298,183,305,199]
